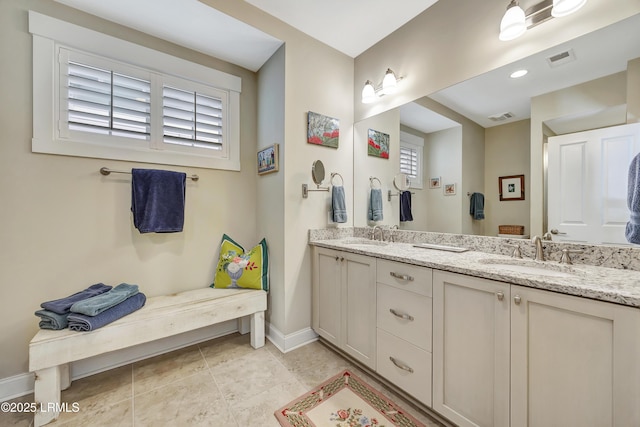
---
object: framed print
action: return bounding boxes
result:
[499,174,525,201]
[307,111,339,148]
[257,144,279,175]
[444,183,456,195]
[430,177,441,188]
[367,128,390,159]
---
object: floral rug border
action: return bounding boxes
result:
[274,370,426,427]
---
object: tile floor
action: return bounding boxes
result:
[2,333,444,426]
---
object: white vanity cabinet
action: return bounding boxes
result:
[510,285,640,427]
[432,271,510,427]
[376,259,433,406]
[311,246,377,369]
[433,270,640,427]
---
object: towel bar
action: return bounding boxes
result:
[100,167,199,181]
[388,190,415,202]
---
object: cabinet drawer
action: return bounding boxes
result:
[377,283,431,351]
[376,259,432,297]
[377,328,432,406]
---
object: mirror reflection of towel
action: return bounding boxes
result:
[368,188,383,221]
[470,192,485,220]
[400,191,413,222]
[626,153,640,243]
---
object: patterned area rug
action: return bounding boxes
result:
[275,370,426,427]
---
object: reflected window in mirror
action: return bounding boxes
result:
[400,131,424,189]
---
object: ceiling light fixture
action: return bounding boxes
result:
[499,0,587,41]
[361,68,403,103]
[510,69,528,78]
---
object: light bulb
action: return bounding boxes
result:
[361,80,376,104]
[551,0,587,17]
[499,1,526,41]
[381,69,397,95]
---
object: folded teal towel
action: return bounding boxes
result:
[40,283,112,315]
[332,186,347,223]
[368,188,383,221]
[68,293,146,332]
[35,309,69,330]
[70,283,139,316]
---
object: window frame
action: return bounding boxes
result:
[399,131,424,189]
[30,11,241,171]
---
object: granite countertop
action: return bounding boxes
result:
[310,237,640,308]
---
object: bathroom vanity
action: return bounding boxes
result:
[310,231,640,427]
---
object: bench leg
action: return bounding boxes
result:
[33,365,63,427]
[237,316,251,335]
[250,311,265,349]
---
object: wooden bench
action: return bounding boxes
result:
[29,288,267,426]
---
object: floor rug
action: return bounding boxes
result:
[275,370,426,427]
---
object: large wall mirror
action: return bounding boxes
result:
[353,13,640,246]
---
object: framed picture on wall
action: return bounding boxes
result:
[444,183,456,195]
[307,111,339,148]
[499,174,525,200]
[257,144,279,175]
[430,177,441,188]
[368,129,390,159]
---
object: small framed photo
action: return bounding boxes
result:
[367,129,390,159]
[444,183,456,195]
[499,174,525,201]
[257,144,279,175]
[429,177,441,188]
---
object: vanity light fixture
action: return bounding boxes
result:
[361,68,403,103]
[499,0,587,41]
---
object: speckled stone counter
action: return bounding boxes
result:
[309,228,640,308]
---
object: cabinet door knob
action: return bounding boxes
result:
[496,291,504,301]
[389,272,414,281]
[335,256,339,261]
[514,295,521,305]
[340,257,344,262]
[389,356,414,373]
[389,308,414,321]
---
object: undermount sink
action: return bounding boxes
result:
[341,238,388,247]
[478,258,577,278]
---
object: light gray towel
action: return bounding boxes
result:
[332,186,348,223]
[70,283,139,316]
[626,153,640,244]
[35,309,69,330]
[368,188,383,221]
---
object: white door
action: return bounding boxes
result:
[312,247,342,347]
[511,285,640,427]
[548,122,640,244]
[433,271,510,427]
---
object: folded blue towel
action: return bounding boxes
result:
[470,192,485,220]
[400,191,413,222]
[70,283,139,316]
[626,153,640,244]
[68,293,146,332]
[368,188,383,221]
[332,186,348,223]
[132,169,186,233]
[40,283,113,315]
[35,309,69,330]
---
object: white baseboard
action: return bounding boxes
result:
[266,322,318,353]
[0,320,237,402]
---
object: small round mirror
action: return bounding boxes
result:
[393,173,411,191]
[311,160,325,186]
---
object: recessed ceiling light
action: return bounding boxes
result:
[510,69,529,78]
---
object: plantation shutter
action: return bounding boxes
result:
[162,86,223,150]
[66,61,151,139]
[400,145,418,178]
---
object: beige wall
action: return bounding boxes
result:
[628,57,640,123]
[484,120,532,237]
[399,125,428,231]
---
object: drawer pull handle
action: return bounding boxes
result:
[389,272,414,281]
[389,356,414,373]
[389,308,414,321]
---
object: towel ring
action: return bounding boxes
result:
[369,177,382,189]
[331,172,344,186]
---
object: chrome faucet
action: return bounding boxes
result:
[532,235,545,261]
[371,225,383,241]
[387,225,399,242]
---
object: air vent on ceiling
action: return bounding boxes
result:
[488,112,515,122]
[546,49,576,68]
